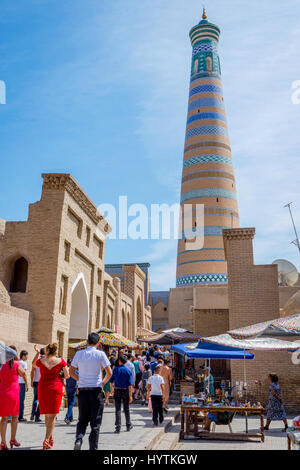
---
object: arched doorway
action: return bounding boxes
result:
[10,257,28,293]
[69,273,89,340]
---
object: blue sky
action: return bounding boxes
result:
[1,0,300,290]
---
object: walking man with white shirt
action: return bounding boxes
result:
[147,365,165,427]
[70,333,112,450]
[30,347,45,423]
[124,354,136,387]
[18,350,29,422]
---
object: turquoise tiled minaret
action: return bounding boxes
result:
[176,9,240,287]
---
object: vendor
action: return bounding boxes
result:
[204,367,214,396]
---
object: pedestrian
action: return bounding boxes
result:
[264,373,288,432]
[147,365,165,427]
[133,356,142,400]
[69,332,112,450]
[103,368,112,405]
[18,350,29,422]
[124,354,136,388]
[141,363,151,405]
[0,346,27,450]
[32,343,69,450]
[64,359,78,424]
[159,358,173,413]
[149,350,158,375]
[30,347,45,423]
[110,355,133,434]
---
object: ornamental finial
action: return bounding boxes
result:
[202,7,207,19]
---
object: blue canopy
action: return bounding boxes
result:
[171,341,254,359]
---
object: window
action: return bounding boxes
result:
[93,235,104,259]
[206,56,213,73]
[86,226,91,247]
[95,296,101,329]
[193,59,199,75]
[67,207,83,238]
[97,269,102,285]
[64,241,71,262]
[59,275,68,315]
[10,257,28,293]
[57,331,64,357]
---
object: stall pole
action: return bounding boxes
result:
[244,349,249,433]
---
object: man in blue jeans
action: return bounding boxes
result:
[30,348,45,423]
[65,359,78,424]
[18,350,29,422]
[110,355,133,433]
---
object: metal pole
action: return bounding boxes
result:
[244,350,248,434]
[284,203,300,253]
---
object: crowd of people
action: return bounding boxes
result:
[0,337,174,450]
[0,339,288,450]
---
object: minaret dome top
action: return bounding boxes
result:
[189,9,221,46]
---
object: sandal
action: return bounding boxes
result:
[43,439,52,450]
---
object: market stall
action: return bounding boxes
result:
[68,326,140,351]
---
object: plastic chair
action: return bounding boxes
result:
[211,413,235,433]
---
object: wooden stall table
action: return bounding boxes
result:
[180,405,265,442]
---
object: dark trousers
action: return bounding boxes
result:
[76,388,104,450]
[151,395,164,425]
[31,382,40,421]
[114,388,131,430]
[19,384,26,420]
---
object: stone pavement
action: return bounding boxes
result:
[176,416,291,451]
[12,404,179,451]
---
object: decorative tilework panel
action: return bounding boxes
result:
[192,42,218,55]
[176,273,228,286]
[188,97,224,112]
[181,188,237,202]
[183,155,233,167]
[186,125,228,139]
[190,84,222,97]
[186,113,227,125]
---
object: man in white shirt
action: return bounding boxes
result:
[18,350,29,422]
[30,347,45,423]
[70,332,112,450]
[147,365,165,426]
[125,354,136,386]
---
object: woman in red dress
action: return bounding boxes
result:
[32,343,69,450]
[0,346,27,450]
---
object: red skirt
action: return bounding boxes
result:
[38,381,63,415]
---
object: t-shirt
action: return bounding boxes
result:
[33,366,41,383]
[133,361,140,374]
[18,360,27,384]
[148,374,164,396]
[71,346,110,388]
[110,365,133,388]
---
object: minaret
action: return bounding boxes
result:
[176,10,239,287]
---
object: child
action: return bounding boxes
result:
[141,363,151,405]
[147,365,165,426]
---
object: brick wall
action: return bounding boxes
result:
[223,228,300,412]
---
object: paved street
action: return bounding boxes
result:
[176,415,292,451]
[12,404,179,451]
